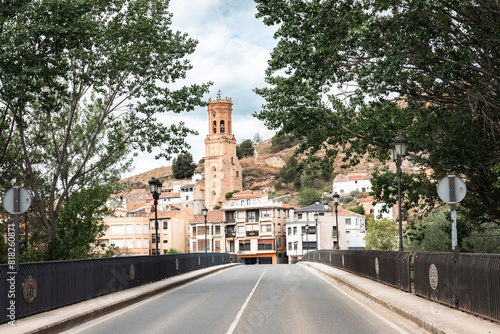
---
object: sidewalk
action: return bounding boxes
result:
[301,262,500,334]
[0,263,240,334]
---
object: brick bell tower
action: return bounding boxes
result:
[204,94,242,209]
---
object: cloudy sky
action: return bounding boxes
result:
[126,0,279,177]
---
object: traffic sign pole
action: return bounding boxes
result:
[14,187,20,272]
[448,176,458,252]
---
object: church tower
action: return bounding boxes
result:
[204,94,243,209]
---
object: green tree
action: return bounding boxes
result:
[298,187,321,207]
[253,133,263,143]
[254,1,500,244]
[0,0,211,260]
[349,205,365,216]
[364,218,398,251]
[270,134,300,153]
[280,156,299,185]
[237,139,254,159]
[172,152,197,179]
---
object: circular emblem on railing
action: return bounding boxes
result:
[342,254,345,267]
[375,257,380,275]
[176,258,179,271]
[429,264,438,290]
[129,264,135,281]
[22,275,37,303]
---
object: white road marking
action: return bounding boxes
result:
[226,266,268,334]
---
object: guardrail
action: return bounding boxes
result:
[0,253,230,324]
[303,250,500,323]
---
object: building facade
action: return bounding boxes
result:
[188,210,226,253]
[204,95,242,209]
[222,191,292,264]
[148,207,194,254]
[100,216,150,255]
[333,172,372,195]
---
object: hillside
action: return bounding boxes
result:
[118,138,399,208]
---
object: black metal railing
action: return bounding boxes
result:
[303,250,500,323]
[303,250,411,291]
[0,253,230,324]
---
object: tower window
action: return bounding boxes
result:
[220,120,225,133]
[213,120,217,133]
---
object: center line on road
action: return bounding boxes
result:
[226,266,268,334]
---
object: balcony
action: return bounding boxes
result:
[223,199,282,209]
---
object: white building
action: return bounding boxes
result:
[333,172,372,195]
[285,204,367,263]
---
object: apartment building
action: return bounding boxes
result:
[188,210,226,253]
[285,204,366,263]
[222,191,293,264]
[148,207,194,254]
[100,215,150,255]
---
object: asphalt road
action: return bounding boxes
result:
[67,264,428,334]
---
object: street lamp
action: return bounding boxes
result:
[314,213,319,251]
[201,206,208,254]
[148,177,162,255]
[333,192,339,249]
[305,223,309,254]
[392,134,408,252]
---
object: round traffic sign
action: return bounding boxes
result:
[2,186,31,214]
[437,176,466,204]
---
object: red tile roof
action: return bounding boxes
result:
[191,210,224,223]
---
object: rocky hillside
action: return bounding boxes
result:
[119,138,395,193]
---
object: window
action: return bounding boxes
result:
[294,242,298,250]
[276,209,280,218]
[143,225,148,234]
[258,239,273,250]
[277,238,282,248]
[163,221,168,230]
[248,211,257,221]
[293,226,297,235]
[302,241,316,250]
[136,238,141,248]
[111,239,124,248]
[297,213,302,220]
[302,226,316,235]
[288,242,292,251]
[345,218,352,225]
[332,226,338,237]
[261,210,271,217]
[239,241,250,251]
[215,225,221,235]
[246,231,259,237]
[288,227,292,235]
[163,239,168,243]
[125,224,133,234]
[261,224,272,232]
[143,239,148,248]
[136,225,141,234]
[278,224,281,233]
[111,225,124,235]
[126,239,133,248]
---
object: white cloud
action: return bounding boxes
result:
[125,0,278,177]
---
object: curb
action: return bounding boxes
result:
[26,263,241,334]
[300,262,449,334]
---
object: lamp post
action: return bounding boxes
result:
[201,206,208,254]
[314,213,319,251]
[148,177,162,255]
[333,192,339,249]
[305,223,309,254]
[392,134,408,252]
